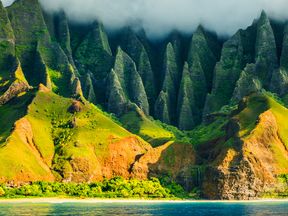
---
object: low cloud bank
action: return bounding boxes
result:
[2,0,288,38]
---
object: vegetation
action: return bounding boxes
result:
[120,110,174,147]
[0,177,194,199]
[236,93,270,137]
[156,120,195,144]
[187,117,227,147]
[261,174,288,198]
[159,176,200,199]
[120,110,200,146]
[267,94,288,149]
[0,89,151,182]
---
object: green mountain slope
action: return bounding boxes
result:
[198,93,288,199]
[0,85,195,187]
[0,85,149,182]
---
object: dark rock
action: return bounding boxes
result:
[203,26,256,115]
[232,64,262,101]
[187,26,219,92]
[120,29,156,105]
[68,100,82,113]
[154,91,170,124]
[177,62,196,130]
[107,69,128,115]
[83,73,97,104]
[107,47,149,115]
[255,11,278,87]
[270,23,288,95]
[155,43,179,124]
[74,21,113,103]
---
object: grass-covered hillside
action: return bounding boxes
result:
[197,93,288,199]
[0,85,195,191]
[0,85,150,182]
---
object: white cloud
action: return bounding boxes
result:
[2,0,288,38]
[1,0,14,6]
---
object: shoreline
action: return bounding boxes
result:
[0,197,288,204]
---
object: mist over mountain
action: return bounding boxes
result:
[2,0,288,38]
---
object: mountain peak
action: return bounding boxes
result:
[258,10,270,25]
[116,46,124,55]
[195,24,205,34]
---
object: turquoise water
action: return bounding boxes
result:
[0,202,287,215]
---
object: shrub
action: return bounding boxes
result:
[0,187,5,196]
[16,184,42,196]
[0,177,192,199]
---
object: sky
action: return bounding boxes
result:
[2,0,288,38]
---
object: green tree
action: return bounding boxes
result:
[0,186,5,196]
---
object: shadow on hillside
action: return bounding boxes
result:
[146,143,199,191]
[0,91,34,145]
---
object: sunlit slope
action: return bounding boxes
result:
[0,85,151,183]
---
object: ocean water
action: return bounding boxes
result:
[0,201,287,216]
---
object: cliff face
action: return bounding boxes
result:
[0,0,287,199]
[201,94,288,199]
[107,47,149,116]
